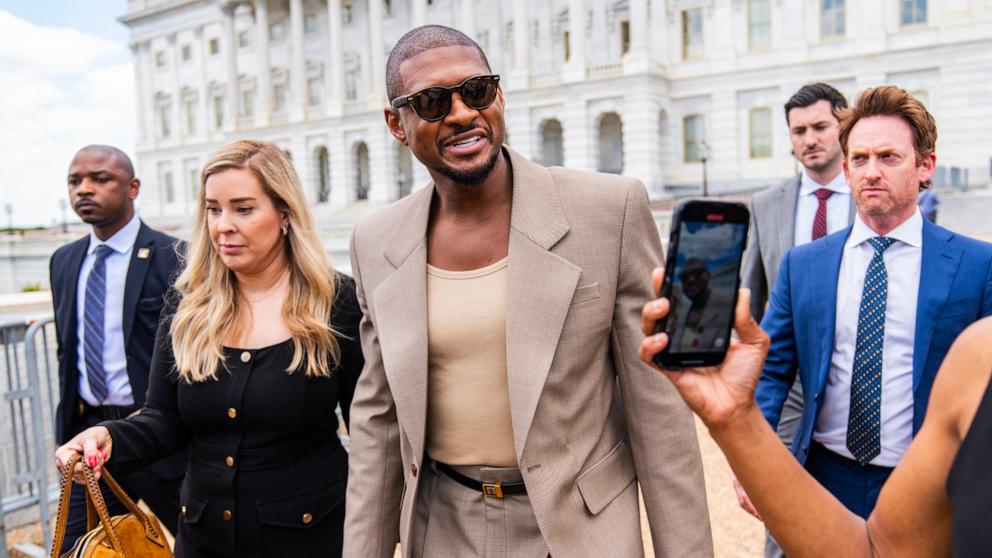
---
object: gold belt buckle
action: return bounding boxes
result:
[482,481,503,498]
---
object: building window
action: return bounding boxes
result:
[274,83,287,112]
[184,97,197,134]
[620,20,630,55]
[270,22,286,42]
[683,114,705,162]
[241,89,255,117]
[821,0,845,38]
[749,0,771,51]
[749,108,772,159]
[162,170,175,204]
[384,0,393,17]
[238,30,251,49]
[308,77,323,107]
[901,0,926,26]
[158,104,171,138]
[181,44,192,61]
[563,30,571,61]
[189,169,198,197]
[155,51,167,69]
[345,70,358,101]
[342,4,353,24]
[213,95,224,129]
[304,14,317,34]
[208,38,220,55]
[682,9,703,60]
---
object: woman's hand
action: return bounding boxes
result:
[638,266,770,430]
[54,426,112,484]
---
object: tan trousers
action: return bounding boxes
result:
[409,460,550,558]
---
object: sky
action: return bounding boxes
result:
[0,1,133,228]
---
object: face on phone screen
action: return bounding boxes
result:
[664,220,747,354]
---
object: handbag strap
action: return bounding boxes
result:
[81,462,124,552]
[49,453,82,558]
[48,452,163,558]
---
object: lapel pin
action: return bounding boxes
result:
[137,248,151,259]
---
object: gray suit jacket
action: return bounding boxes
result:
[741,174,854,322]
[343,147,712,558]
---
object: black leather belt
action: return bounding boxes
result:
[78,400,140,421]
[434,461,527,498]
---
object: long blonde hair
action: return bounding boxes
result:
[171,140,340,381]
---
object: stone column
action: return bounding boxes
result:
[562,98,589,169]
[623,0,651,73]
[168,33,185,143]
[459,0,475,37]
[254,0,272,127]
[289,0,307,122]
[369,127,396,204]
[195,26,211,141]
[506,0,529,90]
[367,0,386,108]
[222,3,239,133]
[622,86,665,198]
[131,42,148,145]
[563,0,586,83]
[411,0,427,28]
[326,0,344,115]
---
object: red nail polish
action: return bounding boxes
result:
[87,456,96,468]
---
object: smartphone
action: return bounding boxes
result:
[653,199,749,369]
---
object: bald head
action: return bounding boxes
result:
[385,25,490,100]
[72,145,135,180]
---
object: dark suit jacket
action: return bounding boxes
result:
[50,221,186,475]
[755,220,992,464]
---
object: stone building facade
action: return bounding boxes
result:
[122,0,992,227]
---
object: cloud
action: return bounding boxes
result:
[0,11,134,227]
[0,10,125,75]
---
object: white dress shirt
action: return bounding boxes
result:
[75,215,140,406]
[794,169,851,246]
[813,209,923,467]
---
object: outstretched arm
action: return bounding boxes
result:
[639,266,991,557]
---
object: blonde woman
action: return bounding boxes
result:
[55,140,364,558]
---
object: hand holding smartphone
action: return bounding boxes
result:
[653,200,749,369]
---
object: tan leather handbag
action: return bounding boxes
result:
[50,453,173,558]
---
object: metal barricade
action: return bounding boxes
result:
[0,314,58,558]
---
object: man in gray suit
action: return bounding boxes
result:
[740,83,853,557]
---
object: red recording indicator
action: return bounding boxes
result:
[706,213,725,222]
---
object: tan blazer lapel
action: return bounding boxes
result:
[504,148,580,460]
[373,186,433,461]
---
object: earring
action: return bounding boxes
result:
[281,224,288,236]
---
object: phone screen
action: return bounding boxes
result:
[663,220,747,354]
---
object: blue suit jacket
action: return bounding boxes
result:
[755,219,992,464]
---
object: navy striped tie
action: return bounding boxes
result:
[83,245,114,403]
[847,236,895,465]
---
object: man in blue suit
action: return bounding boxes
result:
[754,86,992,518]
[50,145,185,553]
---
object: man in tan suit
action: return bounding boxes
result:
[343,25,711,558]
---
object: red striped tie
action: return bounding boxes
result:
[811,188,834,240]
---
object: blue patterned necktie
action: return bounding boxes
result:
[847,236,895,465]
[84,245,114,403]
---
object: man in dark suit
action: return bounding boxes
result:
[741,83,855,557]
[50,145,185,553]
[755,87,992,521]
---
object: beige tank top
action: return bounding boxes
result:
[425,257,517,467]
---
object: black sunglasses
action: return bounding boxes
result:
[390,75,500,122]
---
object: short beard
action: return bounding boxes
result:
[435,147,501,185]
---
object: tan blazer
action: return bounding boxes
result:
[343,148,713,558]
